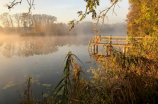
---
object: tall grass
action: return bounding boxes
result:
[17,77,37,104]
[85,35,158,104]
[19,36,158,104]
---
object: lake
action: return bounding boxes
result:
[0,35,97,104]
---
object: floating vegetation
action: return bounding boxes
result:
[3,82,20,89]
[31,79,38,83]
[37,82,40,86]
[42,84,52,87]
[42,93,49,97]
[35,74,40,77]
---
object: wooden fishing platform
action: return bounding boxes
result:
[87,35,145,56]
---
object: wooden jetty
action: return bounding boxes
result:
[87,35,145,56]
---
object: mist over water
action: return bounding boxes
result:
[0,35,95,104]
[0,22,127,104]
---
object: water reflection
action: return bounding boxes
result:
[0,36,94,104]
[0,36,91,58]
[1,40,58,58]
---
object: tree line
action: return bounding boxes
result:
[0,13,127,36]
[0,13,76,36]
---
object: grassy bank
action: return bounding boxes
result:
[19,36,158,104]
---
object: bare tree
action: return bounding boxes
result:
[0,13,12,30]
[14,13,22,32]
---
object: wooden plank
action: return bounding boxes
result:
[90,43,131,47]
[110,36,127,38]
[101,39,109,41]
[101,36,109,38]
[101,39,126,42]
[128,37,144,39]
[88,35,150,56]
[110,39,126,41]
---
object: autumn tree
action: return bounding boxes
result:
[126,0,158,37]
[32,14,57,34]
[14,13,22,32]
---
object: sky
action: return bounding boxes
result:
[0,0,129,24]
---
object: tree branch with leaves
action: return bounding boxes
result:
[5,0,35,14]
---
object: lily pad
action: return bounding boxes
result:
[42,84,52,87]
[3,82,20,89]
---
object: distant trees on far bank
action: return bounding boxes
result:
[0,13,76,36]
[0,12,127,36]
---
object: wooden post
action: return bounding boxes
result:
[96,45,98,54]
[126,36,128,45]
[109,35,111,45]
[126,36,129,54]
[105,45,108,56]
[110,46,113,56]
[126,47,129,54]
[109,35,112,56]
[87,39,90,50]
[123,46,125,55]
[92,45,95,55]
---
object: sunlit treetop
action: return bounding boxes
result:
[126,0,158,36]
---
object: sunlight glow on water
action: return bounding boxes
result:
[0,36,95,104]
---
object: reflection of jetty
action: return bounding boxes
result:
[87,35,144,56]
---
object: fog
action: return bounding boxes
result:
[0,13,127,37]
[74,22,127,36]
[0,34,94,58]
[0,18,128,57]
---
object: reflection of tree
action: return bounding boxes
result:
[0,37,58,58]
[0,36,91,58]
[16,41,58,57]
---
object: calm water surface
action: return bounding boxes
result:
[0,36,96,104]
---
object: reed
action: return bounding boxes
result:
[18,77,37,104]
[19,36,158,104]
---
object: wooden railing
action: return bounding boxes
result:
[87,35,146,56]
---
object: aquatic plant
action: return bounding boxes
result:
[18,36,158,104]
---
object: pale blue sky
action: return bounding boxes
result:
[0,0,129,24]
